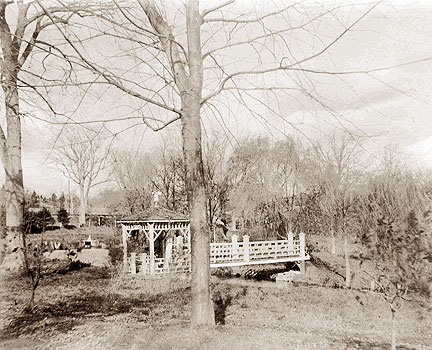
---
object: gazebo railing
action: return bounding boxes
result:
[128,253,191,275]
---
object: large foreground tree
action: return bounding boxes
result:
[44,0,385,326]
[0,1,79,271]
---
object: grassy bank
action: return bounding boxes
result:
[1,263,430,350]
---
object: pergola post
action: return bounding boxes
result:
[121,225,128,272]
[186,223,191,251]
[149,223,155,275]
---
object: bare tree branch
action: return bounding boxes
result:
[202,2,381,105]
[203,2,300,24]
[200,0,235,21]
[37,0,183,116]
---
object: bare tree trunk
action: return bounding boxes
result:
[330,224,336,255]
[0,64,25,271]
[344,233,351,288]
[182,1,214,323]
[182,102,214,326]
[391,308,397,350]
[182,99,215,325]
[176,0,214,327]
[79,183,86,226]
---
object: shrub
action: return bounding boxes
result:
[57,208,70,226]
[105,227,123,266]
[360,211,431,350]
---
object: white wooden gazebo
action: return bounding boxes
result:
[118,207,190,275]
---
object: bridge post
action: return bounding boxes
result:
[299,232,306,274]
[288,231,294,255]
[232,234,238,259]
[130,252,136,274]
[243,235,250,262]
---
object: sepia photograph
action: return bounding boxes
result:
[0,0,431,349]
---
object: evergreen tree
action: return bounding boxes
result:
[29,191,39,208]
[57,208,70,226]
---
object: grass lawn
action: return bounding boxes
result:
[1,263,430,350]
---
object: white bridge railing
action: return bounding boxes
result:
[210,232,307,267]
[127,232,307,275]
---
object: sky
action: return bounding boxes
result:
[1,0,432,195]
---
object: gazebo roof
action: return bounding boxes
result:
[118,207,189,223]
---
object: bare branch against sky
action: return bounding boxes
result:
[1,0,432,192]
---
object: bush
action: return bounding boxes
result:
[360,211,432,350]
[23,207,55,234]
[105,227,123,266]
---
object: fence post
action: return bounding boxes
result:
[288,231,294,256]
[299,232,306,274]
[130,252,136,274]
[243,235,250,262]
[141,253,147,275]
[232,234,238,259]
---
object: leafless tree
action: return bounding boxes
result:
[228,137,274,227]
[52,126,111,226]
[228,136,313,237]
[111,148,155,191]
[313,132,364,288]
[150,138,187,212]
[203,134,231,229]
[110,138,187,213]
[0,0,99,272]
[39,0,386,326]
[359,148,428,232]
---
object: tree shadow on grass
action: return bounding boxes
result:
[213,291,232,325]
[1,287,191,341]
[333,337,417,350]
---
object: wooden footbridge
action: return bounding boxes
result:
[210,233,308,268]
[125,232,309,276]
